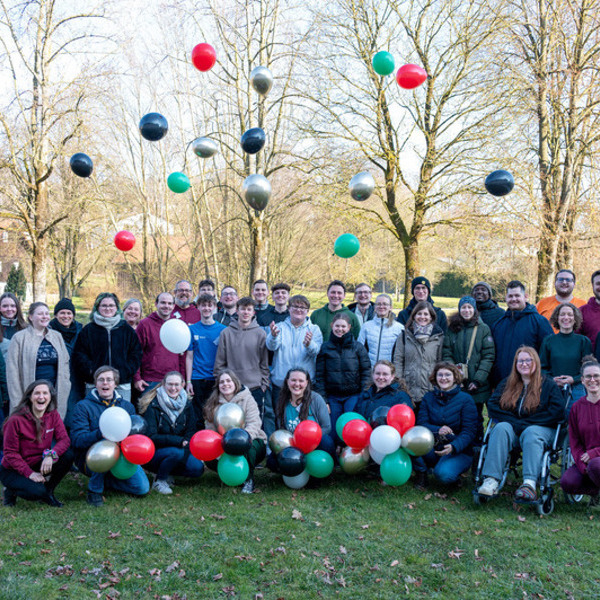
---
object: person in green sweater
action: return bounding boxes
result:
[539,302,591,416]
[310,280,360,342]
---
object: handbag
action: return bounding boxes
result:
[457,326,478,381]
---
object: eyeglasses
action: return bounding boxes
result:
[176,288,192,293]
[375,303,390,308]
[222,292,237,297]
[517,359,533,365]
[437,373,453,379]
[97,377,115,383]
[290,305,308,311]
[583,374,600,381]
[556,277,574,283]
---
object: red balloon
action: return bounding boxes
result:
[191,43,216,72]
[342,419,372,450]
[114,230,135,252]
[190,430,223,461]
[120,434,155,465]
[292,420,322,454]
[396,64,427,89]
[387,404,416,436]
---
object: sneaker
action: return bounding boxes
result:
[152,479,173,495]
[87,491,104,507]
[478,477,499,496]
[241,478,255,494]
[3,487,16,507]
[413,471,428,491]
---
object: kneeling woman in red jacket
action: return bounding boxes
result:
[1,380,73,507]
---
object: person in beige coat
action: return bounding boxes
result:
[7,302,70,420]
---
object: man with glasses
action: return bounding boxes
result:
[172,280,200,325]
[215,286,238,326]
[348,283,375,326]
[536,270,584,331]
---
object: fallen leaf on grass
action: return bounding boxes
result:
[515,572,530,580]
[339,546,347,555]
[75,536,86,540]
[165,561,180,573]
[361,524,369,529]
[475,549,483,561]
[517,516,526,522]
[404,575,422,587]
[291,509,303,520]
[210,514,226,520]
[448,548,465,559]
[213,573,223,581]
[40,549,51,554]
[107,531,121,539]
[134,536,144,541]
[424,494,432,500]
[474,530,482,535]
[390,560,399,567]
[430,563,444,569]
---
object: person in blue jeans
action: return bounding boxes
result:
[140,371,203,494]
[70,365,149,506]
[413,362,477,490]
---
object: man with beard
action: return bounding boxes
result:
[171,280,201,324]
[536,270,584,332]
[215,286,238,326]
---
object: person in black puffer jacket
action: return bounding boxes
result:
[315,314,371,443]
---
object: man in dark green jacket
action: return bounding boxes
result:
[310,280,360,342]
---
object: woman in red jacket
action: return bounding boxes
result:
[0,380,73,507]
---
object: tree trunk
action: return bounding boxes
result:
[249,212,268,292]
[403,242,419,308]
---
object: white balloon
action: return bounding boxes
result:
[99,406,132,443]
[368,443,386,465]
[282,470,310,489]
[160,318,191,354]
[369,425,401,456]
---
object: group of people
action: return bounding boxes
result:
[1,268,600,509]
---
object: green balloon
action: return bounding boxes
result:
[380,449,412,486]
[167,171,191,193]
[110,454,138,480]
[305,450,334,478]
[335,412,366,440]
[334,234,360,259]
[217,453,249,486]
[372,51,395,76]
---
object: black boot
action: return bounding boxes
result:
[2,487,16,507]
[413,471,428,491]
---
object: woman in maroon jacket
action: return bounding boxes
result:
[0,380,73,507]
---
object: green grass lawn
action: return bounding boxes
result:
[1,469,597,599]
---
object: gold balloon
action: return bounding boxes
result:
[86,440,120,473]
[269,429,293,454]
[215,402,246,435]
[401,426,435,457]
[339,446,370,475]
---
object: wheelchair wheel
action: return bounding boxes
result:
[561,439,584,505]
[536,493,554,516]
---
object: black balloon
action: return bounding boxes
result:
[130,415,147,435]
[222,428,252,456]
[70,153,93,178]
[277,446,306,477]
[484,169,514,197]
[240,128,266,154]
[370,406,390,429]
[139,113,168,142]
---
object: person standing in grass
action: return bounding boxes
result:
[310,280,361,342]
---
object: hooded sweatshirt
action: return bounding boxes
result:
[580,297,600,347]
[568,396,600,474]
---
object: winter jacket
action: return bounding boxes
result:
[214,309,237,326]
[266,317,323,387]
[417,385,477,455]
[348,301,375,325]
[491,304,553,383]
[214,318,269,391]
[568,396,600,474]
[257,306,289,327]
[144,397,198,448]
[355,383,413,421]
[396,297,448,333]
[357,317,404,366]
[73,320,142,385]
[0,350,8,416]
[278,391,331,436]
[580,297,600,347]
[393,325,444,404]
[315,331,371,397]
[476,298,505,329]
[442,318,495,404]
[49,318,82,355]
[487,376,565,435]
[310,305,361,342]
[540,332,592,384]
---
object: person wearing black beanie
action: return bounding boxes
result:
[396,277,447,332]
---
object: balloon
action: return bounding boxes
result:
[380,449,412,486]
[243,174,271,211]
[387,404,416,436]
[192,137,218,158]
[85,440,120,473]
[339,446,370,475]
[372,51,395,76]
[342,419,372,450]
[159,318,191,354]
[99,406,132,442]
[130,415,147,435]
[283,470,309,489]
[250,66,273,95]
[139,112,168,141]
[121,434,155,465]
[70,153,93,178]
[349,172,375,202]
[110,454,138,479]
[217,454,249,486]
[167,172,191,194]
[369,424,401,456]
[215,403,246,435]
[277,446,306,477]
[368,443,386,465]
[269,429,294,454]
[401,426,435,457]
[370,406,390,429]
[485,169,514,197]
[114,230,136,252]
[334,234,360,259]
[240,128,266,154]
[396,64,427,89]
[222,428,252,456]
[305,450,334,478]
[191,43,216,72]
[335,412,367,441]
[291,420,322,454]
[190,430,223,461]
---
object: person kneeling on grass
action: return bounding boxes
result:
[71,366,149,506]
[1,380,73,507]
[139,371,204,495]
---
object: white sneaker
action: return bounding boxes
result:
[153,479,173,495]
[478,477,499,496]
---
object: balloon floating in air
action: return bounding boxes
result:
[372,51,395,76]
[192,137,218,158]
[114,230,136,252]
[70,153,93,178]
[159,318,191,354]
[334,233,360,259]
[484,169,514,197]
[396,64,427,89]
[243,174,271,211]
[191,43,216,72]
[240,128,266,154]
[250,66,274,96]
[349,171,375,201]
[167,172,191,194]
[139,113,168,141]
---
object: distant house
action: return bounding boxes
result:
[0,222,33,301]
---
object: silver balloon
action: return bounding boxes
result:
[349,171,376,201]
[215,402,246,435]
[192,137,218,158]
[243,174,271,211]
[282,470,310,489]
[86,440,120,473]
[269,429,294,454]
[339,446,370,475]
[401,426,435,457]
[250,66,273,96]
